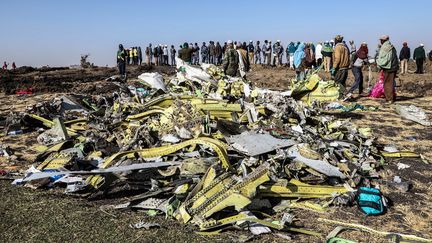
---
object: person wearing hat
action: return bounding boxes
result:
[399,42,411,74]
[377,35,399,103]
[413,43,426,74]
[331,35,350,88]
[223,40,240,77]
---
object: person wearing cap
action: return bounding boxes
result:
[399,42,410,74]
[377,35,399,103]
[331,35,350,87]
[116,44,126,78]
[321,41,333,72]
[247,41,254,64]
[223,40,240,77]
[413,44,426,74]
[254,41,261,64]
[346,42,368,98]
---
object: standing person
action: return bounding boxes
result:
[287,42,296,69]
[293,43,306,81]
[222,42,227,59]
[117,44,126,79]
[2,62,7,70]
[429,50,432,61]
[237,43,250,79]
[346,42,368,97]
[315,42,323,67]
[209,41,216,64]
[413,44,426,74]
[193,43,200,65]
[12,62,16,70]
[304,43,315,74]
[170,45,177,66]
[163,45,169,65]
[321,41,333,72]
[377,35,399,104]
[159,45,164,66]
[247,40,254,64]
[349,40,357,63]
[223,40,239,77]
[399,42,410,74]
[331,35,350,88]
[266,41,272,66]
[254,41,261,64]
[138,47,142,65]
[134,47,139,65]
[153,45,159,66]
[201,42,208,64]
[277,41,284,66]
[129,48,134,65]
[178,43,194,64]
[147,44,153,65]
[215,42,223,65]
[262,40,268,65]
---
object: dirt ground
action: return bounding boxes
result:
[1,64,432,242]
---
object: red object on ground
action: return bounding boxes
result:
[16,87,34,95]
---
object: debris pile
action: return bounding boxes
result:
[8,60,428,241]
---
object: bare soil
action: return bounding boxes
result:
[1,63,432,242]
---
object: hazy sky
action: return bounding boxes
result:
[1,0,430,67]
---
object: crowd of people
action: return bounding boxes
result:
[2,62,16,70]
[117,36,431,104]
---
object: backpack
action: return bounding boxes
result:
[356,187,385,215]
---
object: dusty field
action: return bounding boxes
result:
[1,64,432,242]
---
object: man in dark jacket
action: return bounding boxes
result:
[178,43,195,64]
[215,42,222,65]
[399,42,410,74]
[201,42,208,64]
[209,41,216,64]
[413,44,426,74]
[117,44,126,78]
[223,40,239,77]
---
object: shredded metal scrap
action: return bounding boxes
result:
[10,62,426,240]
